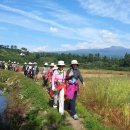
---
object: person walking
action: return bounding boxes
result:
[65,60,85,120]
[27,62,33,78]
[47,63,55,83]
[42,62,49,86]
[33,62,39,81]
[8,60,12,70]
[22,62,28,76]
[51,60,66,115]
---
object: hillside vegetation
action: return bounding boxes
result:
[1,45,130,71]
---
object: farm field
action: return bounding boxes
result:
[78,69,130,130]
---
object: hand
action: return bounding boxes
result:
[52,86,57,91]
[82,82,85,87]
[68,74,73,77]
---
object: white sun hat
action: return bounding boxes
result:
[33,62,37,65]
[24,62,27,64]
[71,60,79,65]
[44,62,48,66]
[53,65,58,70]
[57,60,65,66]
[28,62,32,65]
[50,63,55,66]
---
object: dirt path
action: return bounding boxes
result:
[66,116,86,130]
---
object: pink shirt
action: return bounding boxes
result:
[52,70,66,87]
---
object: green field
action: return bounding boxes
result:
[77,70,130,130]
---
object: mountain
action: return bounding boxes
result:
[58,46,130,57]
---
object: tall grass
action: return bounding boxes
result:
[78,74,130,129]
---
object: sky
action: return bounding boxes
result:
[0,0,130,52]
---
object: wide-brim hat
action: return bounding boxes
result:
[50,63,55,66]
[24,62,27,64]
[44,62,48,66]
[57,60,65,66]
[53,65,58,70]
[71,60,79,65]
[28,62,32,65]
[33,62,37,65]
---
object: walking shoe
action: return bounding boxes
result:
[73,114,79,120]
[53,104,57,109]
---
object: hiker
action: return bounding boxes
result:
[4,62,8,70]
[11,62,14,70]
[22,62,28,76]
[51,60,66,115]
[13,61,16,71]
[27,62,33,78]
[8,60,12,70]
[33,62,39,81]
[65,60,85,120]
[47,63,55,83]
[49,65,58,98]
[2,61,5,70]
[15,62,19,72]
[41,62,49,86]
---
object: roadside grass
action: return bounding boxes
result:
[0,70,73,130]
[77,102,111,130]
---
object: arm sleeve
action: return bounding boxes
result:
[78,70,84,83]
[63,71,67,81]
[66,69,71,80]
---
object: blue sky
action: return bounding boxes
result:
[0,0,130,52]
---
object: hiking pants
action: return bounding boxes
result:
[59,88,64,115]
[70,91,77,116]
[54,88,64,115]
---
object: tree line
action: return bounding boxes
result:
[0,45,130,71]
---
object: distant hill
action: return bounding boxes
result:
[58,46,130,57]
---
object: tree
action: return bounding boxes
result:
[14,45,17,49]
[11,45,14,49]
[21,47,27,52]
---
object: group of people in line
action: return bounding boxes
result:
[0,60,19,71]
[39,60,85,120]
[22,62,39,81]
[0,59,85,120]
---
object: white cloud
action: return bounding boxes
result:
[61,42,89,50]
[30,45,48,52]
[0,13,50,32]
[78,0,130,24]
[50,27,58,33]
[60,29,130,50]
[0,4,68,29]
